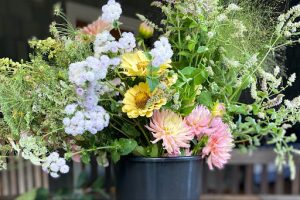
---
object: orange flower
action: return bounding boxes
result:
[81,19,111,36]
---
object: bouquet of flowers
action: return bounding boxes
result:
[0,0,300,179]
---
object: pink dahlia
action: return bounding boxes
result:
[81,19,111,36]
[184,105,212,137]
[146,110,194,156]
[202,121,233,170]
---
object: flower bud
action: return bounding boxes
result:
[212,103,226,117]
[139,22,154,39]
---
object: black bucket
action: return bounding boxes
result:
[115,156,203,200]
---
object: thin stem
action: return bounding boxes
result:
[71,146,117,157]
[134,119,151,145]
[109,123,130,138]
[229,36,281,102]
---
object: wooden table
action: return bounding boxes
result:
[202,195,300,200]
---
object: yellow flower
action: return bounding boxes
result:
[122,82,166,118]
[164,74,178,86]
[212,102,226,117]
[121,51,171,77]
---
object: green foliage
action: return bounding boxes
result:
[16,188,48,200]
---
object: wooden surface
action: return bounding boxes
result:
[202,195,300,200]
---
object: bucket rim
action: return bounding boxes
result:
[121,155,202,163]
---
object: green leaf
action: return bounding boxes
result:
[197,91,212,107]
[118,138,138,155]
[146,76,159,92]
[133,146,147,156]
[180,67,195,76]
[111,150,121,163]
[81,152,90,165]
[178,51,190,57]
[121,123,140,138]
[188,40,197,51]
[197,46,208,53]
[76,171,89,188]
[16,188,48,200]
[92,177,104,190]
[193,69,208,85]
[148,144,159,157]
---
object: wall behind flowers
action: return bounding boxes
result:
[0,0,156,60]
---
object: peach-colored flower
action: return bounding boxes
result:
[81,19,111,36]
[184,105,212,137]
[71,144,81,163]
[202,121,233,170]
[146,110,193,156]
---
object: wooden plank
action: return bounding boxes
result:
[230,149,300,165]
[260,165,268,194]
[231,166,240,194]
[260,195,300,200]
[202,195,259,200]
[73,162,82,188]
[275,172,284,194]
[202,165,208,193]
[216,170,224,193]
[245,165,253,194]
[292,164,300,194]
[25,160,33,191]
[9,157,17,195]
[17,158,25,194]
[1,162,9,196]
[42,170,49,189]
[202,195,300,200]
[33,165,42,187]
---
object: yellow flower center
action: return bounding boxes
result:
[137,61,149,71]
[135,92,150,109]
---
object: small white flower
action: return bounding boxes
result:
[288,73,296,86]
[150,37,173,67]
[47,152,59,162]
[50,172,60,178]
[63,118,71,126]
[60,165,70,174]
[56,158,66,167]
[216,14,228,22]
[64,104,78,115]
[274,66,280,76]
[118,32,136,52]
[101,0,122,23]
[50,163,59,172]
[257,112,265,119]
[227,3,241,12]
[207,31,215,39]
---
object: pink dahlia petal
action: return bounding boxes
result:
[184,105,212,137]
[146,110,193,155]
[202,120,234,170]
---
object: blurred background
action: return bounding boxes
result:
[0,0,300,200]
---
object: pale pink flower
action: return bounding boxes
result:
[146,110,194,155]
[202,121,233,170]
[167,149,192,157]
[184,105,212,137]
[81,19,111,36]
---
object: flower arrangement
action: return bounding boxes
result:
[0,0,300,179]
